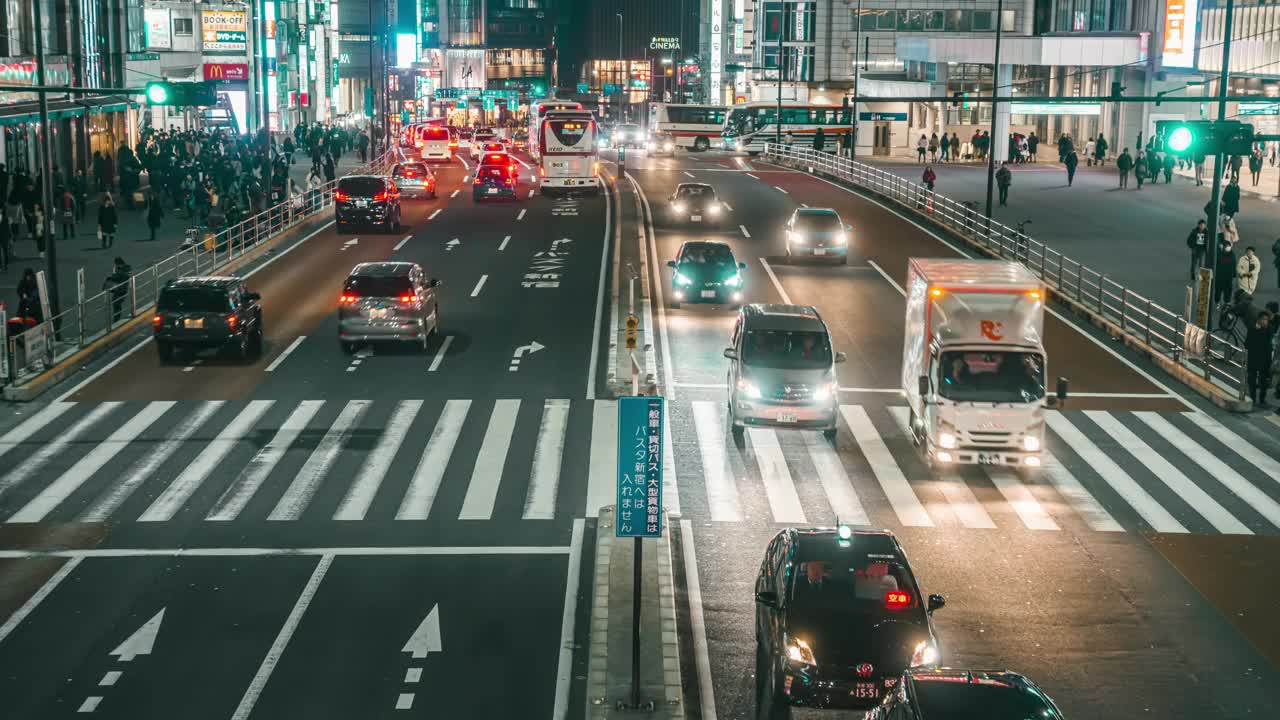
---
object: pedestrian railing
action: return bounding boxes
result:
[4,150,397,387]
[765,144,1248,402]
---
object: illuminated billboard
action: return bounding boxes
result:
[202,10,248,53]
[1161,0,1199,69]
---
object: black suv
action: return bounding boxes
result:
[335,175,402,233]
[865,669,1064,720]
[153,277,263,363]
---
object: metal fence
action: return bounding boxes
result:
[6,150,397,386]
[765,144,1247,401]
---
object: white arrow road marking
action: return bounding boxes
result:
[517,209,527,220]
[429,209,442,220]
[499,235,511,251]
[470,274,488,297]
[403,604,442,658]
[550,238,572,249]
[342,238,359,251]
[445,238,460,252]
[450,189,459,198]
[509,341,546,370]
[393,234,412,251]
[111,608,165,662]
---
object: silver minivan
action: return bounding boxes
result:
[724,304,846,438]
[338,262,441,353]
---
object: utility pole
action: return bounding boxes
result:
[617,13,624,124]
[1203,0,1236,328]
[32,0,60,317]
[983,0,1005,222]
[851,0,863,159]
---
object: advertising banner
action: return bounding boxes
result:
[1161,0,1199,69]
[202,10,248,52]
[145,8,172,50]
[204,63,249,82]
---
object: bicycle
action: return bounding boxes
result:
[1209,304,1247,364]
[1014,219,1032,263]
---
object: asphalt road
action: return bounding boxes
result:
[626,149,1280,719]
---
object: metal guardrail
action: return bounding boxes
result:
[5,150,397,386]
[765,144,1247,401]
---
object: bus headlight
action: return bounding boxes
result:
[1023,435,1041,452]
[938,432,958,450]
[663,141,675,152]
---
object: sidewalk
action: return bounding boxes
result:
[1171,155,1280,203]
[0,153,363,318]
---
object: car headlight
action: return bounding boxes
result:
[910,641,940,667]
[672,202,686,214]
[736,378,762,399]
[1023,435,1041,452]
[674,271,692,286]
[724,273,742,288]
[707,203,721,215]
[786,637,816,666]
[835,232,848,245]
[812,380,836,402]
[790,232,806,244]
[663,142,674,151]
[938,431,958,450]
[597,138,609,148]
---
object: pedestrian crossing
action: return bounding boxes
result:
[0,397,1277,536]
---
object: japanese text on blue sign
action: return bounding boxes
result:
[616,396,664,538]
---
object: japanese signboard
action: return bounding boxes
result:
[650,36,680,51]
[616,396,664,539]
[1161,0,1198,69]
[204,63,249,81]
[145,8,171,50]
[202,10,248,52]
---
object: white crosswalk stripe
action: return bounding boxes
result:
[1040,451,1123,532]
[747,429,808,524]
[0,403,121,504]
[334,400,423,521]
[801,431,870,526]
[691,401,743,522]
[458,399,521,520]
[207,401,324,522]
[396,400,471,520]
[585,401,616,518]
[986,469,1059,531]
[269,400,371,521]
[1183,411,1280,484]
[524,400,570,519]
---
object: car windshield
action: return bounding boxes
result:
[344,276,413,298]
[938,351,1045,403]
[394,164,428,178]
[796,213,842,232]
[158,287,231,313]
[789,546,916,613]
[742,330,832,369]
[912,681,1061,719]
[338,177,385,195]
[677,186,711,198]
[680,245,735,267]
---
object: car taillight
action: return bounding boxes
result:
[474,176,483,185]
[593,161,600,176]
[539,166,545,177]
[335,190,350,201]
[400,294,417,304]
[226,314,238,330]
[373,191,388,202]
[152,314,163,330]
[339,293,358,304]
[505,177,513,186]
[404,170,416,177]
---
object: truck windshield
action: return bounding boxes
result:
[938,351,1044,403]
[742,330,832,369]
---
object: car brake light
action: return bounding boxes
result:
[884,590,912,610]
[400,294,417,304]
[505,177,513,186]
[339,293,358,304]
[404,170,416,177]
[226,314,238,330]
[152,314,163,329]
[335,190,350,201]
[373,191,388,201]
[474,176,483,185]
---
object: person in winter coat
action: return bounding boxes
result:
[1027,132,1039,161]
[1064,150,1079,186]
[1093,134,1108,165]
[97,193,118,249]
[1163,152,1175,184]
[1084,138,1096,166]
[0,209,10,271]
[1222,178,1242,217]
[323,153,336,183]
[921,165,936,191]
[813,127,826,152]
[928,133,939,162]
[1245,311,1273,409]
[1213,246,1237,307]
[1272,237,1280,290]
[1117,148,1133,187]
[146,193,164,242]
[940,134,951,162]
[916,135,928,162]
[1135,152,1148,189]
[16,267,38,308]
[1249,150,1264,186]
[995,163,1012,206]
[1238,246,1262,296]
[102,256,132,323]
[1187,220,1209,282]
[283,137,295,166]
[58,190,75,240]
[1219,214,1240,252]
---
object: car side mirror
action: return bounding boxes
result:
[755,590,779,608]
[834,351,847,364]
[667,260,677,268]
[738,262,747,270]
[723,348,738,360]
[429,278,441,288]
[927,594,945,613]
[918,375,930,399]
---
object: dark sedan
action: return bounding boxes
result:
[864,669,1065,720]
[335,175,402,232]
[667,183,726,227]
[667,241,746,307]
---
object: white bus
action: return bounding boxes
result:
[538,112,600,196]
[647,103,728,154]
[527,99,585,161]
[722,102,852,155]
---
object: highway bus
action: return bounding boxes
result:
[538,112,600,196]
[647,103,728,154]
[722,102,852,155]
[527,99,585,161]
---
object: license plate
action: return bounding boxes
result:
[182,317,204,329]
[553,162,565,168]
[978,453,1000,465]
[852,683,879,700]
[691,215,702,222]
[487,188,498,194]
[356,199,368,208]
[814,248,826,256]
[369,308,388,320]
[700,290,716,299]
[776,411,798,423]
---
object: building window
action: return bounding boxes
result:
[877,10,897,30]
[926,11,945,30]
[1002,10,1016,31]
[945,10,969,31]
[972,10,993,30]
[173,17,193,37]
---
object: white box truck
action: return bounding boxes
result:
[901,258,1066,469]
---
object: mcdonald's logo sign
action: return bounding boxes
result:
[203,63,248,81]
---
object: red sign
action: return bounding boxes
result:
[203,63,248,81]
[980,320,1004,341]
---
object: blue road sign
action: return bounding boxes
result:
[603,83,620,96]
[577,82,589,94]
[616,396,664,538]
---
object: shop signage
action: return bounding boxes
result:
[1161,0,1198,69]
[649,36,680,51]
[204,63,249,81]
[1008,103,1101,116]
[202,9,248,52]
[145,8,171,50]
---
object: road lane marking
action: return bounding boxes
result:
[0,557,82,645]
[775,186,789,194]
[739,224,750,238]
[587,177,613,399]
[722,201,733,211]
[395,694,414,710]
[586,400,618,517]
[683,171,695,178]
[0,402,75,464]
[757,258,793,304]
[456,155,469,170]
[745,173,759,179]
[396,400,472,520]
[679,520,718,720]
[405,668,422,683]
[499,234,511,251]
[800,202,809,207]
[988,469,1060,530]
[1045,413,1187,532]
[528,188,535,198]
[427,335,453,372]
[1041,451,1123,532]
[629,175,676,397]
[747,429,808,523]
[675,382,727,389]
[839,387,902,393]
[866,258,906,294]
[517,209,527,220]
[335,400,425,521]
[1072,392,1175,398]
[450,189,459,198]
[692,401,742,521]
[552,519,585,720]
[802,430,872,525]
[207,401,324,522]
[525,400,570,519]
[458,399,521,519]
[77,697,102,713]
[1183,411,1280,483]
[0,403,120,503]
[393,234,412,251]
[884,407,993,529]
[470,274,488,297]
[231,555,333,720]
[99,671,121,687]
[0,545,570,558]
[269,400,371,520]
[264,335,306,372]
[429,208,442,220]
[9,401,174,523]
[841,405,933,526]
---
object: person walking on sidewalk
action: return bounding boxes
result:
[1272,237,1280,289]
[996,162,1012,206]
[357,131,370,163]
[1229,153,1243,183]
[1084,138,1096,166]
[916,135,928,163]
[1222,178,1241,217]
[102,256,132,323]
[1220,213,1240,252]
[1187,220,1209,282]
[919,165,936,210]
[1117,148,1133,188]
[1093,134,1107,166]
[1194,150,1206,185]
[1135,152,1148,189]
[283,136,295,166]
[1248,149,1263,187]
[59,189,75,240]
[97,193,118,249]
[928,133,939,162]
[1163,152,1175,184]
[146,193,164,242]
[1245,311,1273,409]
[1064,150,1079,186]
[1028,132,1039,162]
[1238,246,1262,296]
[1213,245,1237,307]
[73,169,88,222]
[323,153,336,184]
[0,209,10,271]
[940,133,950,162]
[814,127,826,152]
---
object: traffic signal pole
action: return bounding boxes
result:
[32,0,60,318]
[1203,0,1236,331]
[983,0,1005,225]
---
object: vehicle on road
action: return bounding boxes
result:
[538,112,600,196]
[335,175,402,233]
[648,103,727,153]
[338,262,441,353]
[902,258,1067,469]
[723,101,851,155]
[784,207,852,263]
[667,241,746,307]
[392,162,437,199]
[469,128,499,161]
[667,183,726,227]
[474,153,520,201]
[864,669,1064,720]
[612,123,644,149]
[724,304,846,438]
[754,526,945,719]
[527,99,585,161]
[418,126,452,162]
[477,140,507,159]
[154,276,263,363]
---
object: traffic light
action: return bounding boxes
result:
[143,81,216,107]
[1156,119,1255,155]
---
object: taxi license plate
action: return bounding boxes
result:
[356,199,368,208]
[183,318,204,329]
[369,308,388,320]
[487,188,498,194]
[852,683,879,700]
[691,215,702,222]
[776,411,798,423]
[814,248,826,256]
[978,453,1000,465]
[700,290,716,299]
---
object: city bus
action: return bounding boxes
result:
[722,102,853,155]
[647,103,728,154]
[527,99,585,161]
[538,112,600,196]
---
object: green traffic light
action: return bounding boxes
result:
[145,82,171,105]
[1168,126,1193,153]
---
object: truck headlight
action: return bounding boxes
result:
[707,203,721,215]
[910,641,940,667]
[736,378,762,399]
[1023,435,1041,452]
[938,432,958,450]
[786,637,816,666]
[674,271,692,286]
[672,202,686,214]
